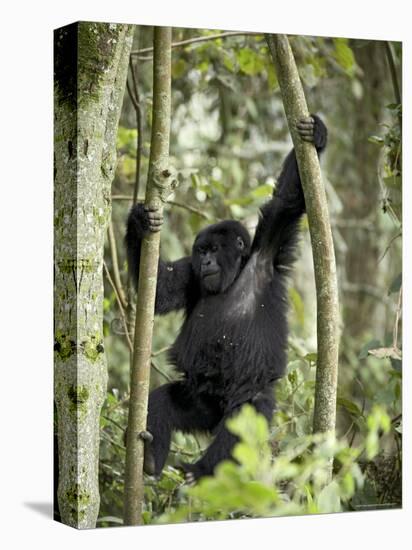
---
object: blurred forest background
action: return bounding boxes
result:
[99,27,402,525]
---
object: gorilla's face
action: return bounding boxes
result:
[192,221,251,295]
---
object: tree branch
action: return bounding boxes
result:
[107,221,127,309]
[384,42,401,107]
[131,31,261,57]
[103,261,133,352]
[266,34,340,482]
[127,56,143,205]
[112,195,213,220]
[123,26,173,526]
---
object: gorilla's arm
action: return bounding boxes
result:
[251,115,327,270]
[126,203,198,314]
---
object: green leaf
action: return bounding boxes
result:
[226,404,269,446]
[366,405,391,459]
[317,480,341,513]
[341,472,355,497]
[333,38,355,76]
[359,339,381,359]
[96,516,123,525]
[307,54,327,78]
[388,273,402,294]
[383,175,401,189]
[229,204,247,218]
[232,443,259,471]
[222,51,236,72]
[337,397,362,417]
[267,63,278,89]
[236,48,264,76]
[250,183,273,198]
[386,103,401,110]
[368,135,384,146]
[116,126,137,154]
[172,59,187,79]
[305,352,317,364]
[368,346,402,360]
[196,59,210,73]
[289,287,305,327]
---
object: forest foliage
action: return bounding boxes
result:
[98,28,402,526]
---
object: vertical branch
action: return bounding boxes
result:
[392,286,402,352]
[384,42,401,107]
[123,26,173,526]
[130,57,143,205]
[125,57,144,327]
[107,221,127,309]
[266,34,340,480]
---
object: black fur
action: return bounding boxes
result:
[125,115,327,480]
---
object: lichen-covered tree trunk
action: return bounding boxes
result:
[124,26,173,527]
[54,22,134,529]
[266,34,340,479]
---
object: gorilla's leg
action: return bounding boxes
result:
[182,387,275,482]
[143,381,221,476]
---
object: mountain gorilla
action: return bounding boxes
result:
[126,115,327,482]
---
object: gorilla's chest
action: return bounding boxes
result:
[181,296,242,351]
[169,286,285,400]
[171,295,246,380]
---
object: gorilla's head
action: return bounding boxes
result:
[192,220,251,294]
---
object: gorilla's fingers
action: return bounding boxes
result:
[146,210,164,232]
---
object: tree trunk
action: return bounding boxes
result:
[124,26,174,526]
[342,40,390,337]
[54,22,134,528]
[266,34,340,479]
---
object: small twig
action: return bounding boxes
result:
[107,222,127,309]
[102,415,126,433]
[383,198,401,226]
[170,200,215,220]
[103,261,133,352]
[343,420,355,441]
[358,378,367,418]
[384,42,402,110]
[347,378,367,447]
[151,345,171,357]
[376,149,401,228]
[332,218,374,230]
[128,57,143,206]
[105,393,130,414]
[133,55,154,61]
[151,360,174,382]
[126,78,140,112]
[111,195,215,221]
[112,194,139,201]
[100,461,124,478]
[392,286,402,351]
[342,282,392,304]
[125,56,144,313]
[131,31,261,57]
[110,317,128,336]
[170,443,205,457]
[101,430,126,452]
[378,231,402,263]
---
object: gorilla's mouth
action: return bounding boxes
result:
[202,269,220,279]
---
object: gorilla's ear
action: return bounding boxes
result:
[236,236,245,250]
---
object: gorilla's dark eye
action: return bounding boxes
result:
[211,245,218,253]
[237,236,245,250]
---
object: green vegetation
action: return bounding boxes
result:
[76,27,401,526]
